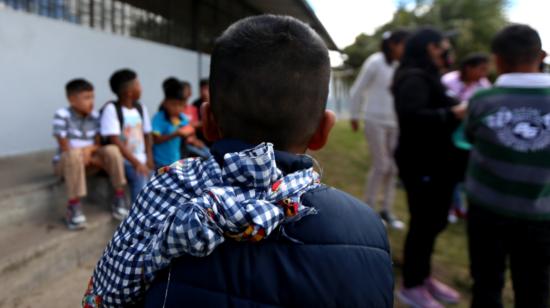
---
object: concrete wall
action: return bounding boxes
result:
[0,9,210,156]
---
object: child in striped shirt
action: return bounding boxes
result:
[52,79,128,229]
[465,25,550,307]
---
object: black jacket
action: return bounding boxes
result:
[142,141,394,308]
[392,67,462,177]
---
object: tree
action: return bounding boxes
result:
[342,0,508,73]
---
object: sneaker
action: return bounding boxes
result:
[424,277,461,304]
[65,203,87,230]
[111,196,129,221]
[448,211,458,224]
[398,285,443,308]
[380,210,405,230]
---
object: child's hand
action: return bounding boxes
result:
[452,101,468,120]
[177,125,195,137]
[82,145,99,166]
[135,162,150,177]
[146,159,155,171]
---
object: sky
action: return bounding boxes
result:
[308,0,550,66]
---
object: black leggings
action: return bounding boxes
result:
[400,172,456,288]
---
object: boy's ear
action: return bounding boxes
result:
[493,54,506,75]
[540,50,548,65]
[201,102,222,142]
[67,94,76,105]
[307,110,336,151]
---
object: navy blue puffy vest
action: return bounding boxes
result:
[143,185,394,307]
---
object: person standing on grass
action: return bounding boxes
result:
[350,29,410,230]
[392,27,466,308]
[465,24,550,308]
[442,53,491,103]
[442,53,491,223]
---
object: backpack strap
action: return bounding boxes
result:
[134,102,144,121]
[113,101,124,131]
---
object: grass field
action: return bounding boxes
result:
[310,121,514,307]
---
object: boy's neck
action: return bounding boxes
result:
[118,97,134,108]
[501,64,541,75]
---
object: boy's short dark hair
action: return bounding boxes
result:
[110,69,137,96]
[491,24,542,67]
[459,52,489,78]
[66,78,93,96]
[199,79,209,88]
[210,15,330,149]
[162,77,184,100]
[460,52,489,69]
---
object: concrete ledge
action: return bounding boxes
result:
[0,150,126,306]
[0,204,119,305]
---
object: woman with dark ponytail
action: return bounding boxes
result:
[349,29,410,230]
[392,27,466,308]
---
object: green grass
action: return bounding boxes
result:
[310,121,514,308]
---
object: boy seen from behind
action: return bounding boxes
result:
[53,79,127,229]
[465,24,550,308]
[100,69,153,205]
[85,15,393,308]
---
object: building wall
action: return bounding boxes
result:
[0,9,210,156]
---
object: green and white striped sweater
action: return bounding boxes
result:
[465,81,550,220]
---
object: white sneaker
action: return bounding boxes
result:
[448,212,458,224]
[112,197,130,221]
[380,210,406,230]
[65,204,87,230]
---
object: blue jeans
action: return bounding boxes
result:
[124,161,150,203]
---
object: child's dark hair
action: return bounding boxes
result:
[398,27,445,75]
[210,15,330,150]
[459,52,489,80]
[199,79,209,88]
[381,29,410,64]
[109,69,137,96]
[162,77,184,100]
[491,24,542,67]
[66,78,93,96]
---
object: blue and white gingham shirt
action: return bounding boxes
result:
[85,142,320,307]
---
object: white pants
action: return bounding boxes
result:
[363,120,398,212]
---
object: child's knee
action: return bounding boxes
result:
[378,158,397,175]
[62,149,84,165]
[102,144,123,161]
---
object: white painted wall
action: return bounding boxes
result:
[0,9,210,156]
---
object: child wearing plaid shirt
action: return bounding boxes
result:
[84,15,393,308]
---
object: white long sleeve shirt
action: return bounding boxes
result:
[349,52,398,127]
